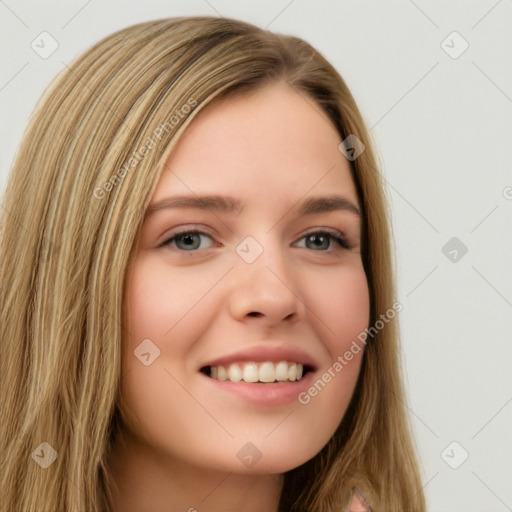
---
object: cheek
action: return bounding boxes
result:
[300,264,369,416]
[119,257,216,450]
[123,255,213,355]
[313,263,370,354]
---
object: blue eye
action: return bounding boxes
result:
[162,230,214,251]
[296,231,350,251]
[161,229,350,252]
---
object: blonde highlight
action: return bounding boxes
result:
[0,16,426,512]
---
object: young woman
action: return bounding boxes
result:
[0,16,426,512]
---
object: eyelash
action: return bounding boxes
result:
[161,228,351,252]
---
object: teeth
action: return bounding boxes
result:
[227,363,242,382]
[275,361,289,381]
[208,361,306,383]
[217,366,228,381]
[243,362,259,383]
[288,363,297,381]
[259,362,275,382]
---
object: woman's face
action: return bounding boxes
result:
[121,82,369,474]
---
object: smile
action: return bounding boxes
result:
[201,361,310,383]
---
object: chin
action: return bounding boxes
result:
[211,439,323,475]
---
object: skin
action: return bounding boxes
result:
[108,81,370,512]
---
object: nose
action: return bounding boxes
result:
[228,237,306,327]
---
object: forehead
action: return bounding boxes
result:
[152,82,358,208]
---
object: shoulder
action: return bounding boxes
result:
[344,487,373,511]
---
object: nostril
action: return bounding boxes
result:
[247,312,263,318]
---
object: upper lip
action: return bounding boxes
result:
[199,344,319,371]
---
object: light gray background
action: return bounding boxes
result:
[1,1,511,510]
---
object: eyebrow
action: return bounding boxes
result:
[146,194,360,217]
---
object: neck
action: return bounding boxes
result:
[106,429,283,512]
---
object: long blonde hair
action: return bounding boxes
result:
[0,16,426,512]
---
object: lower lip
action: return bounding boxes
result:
[200,370,317,407]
